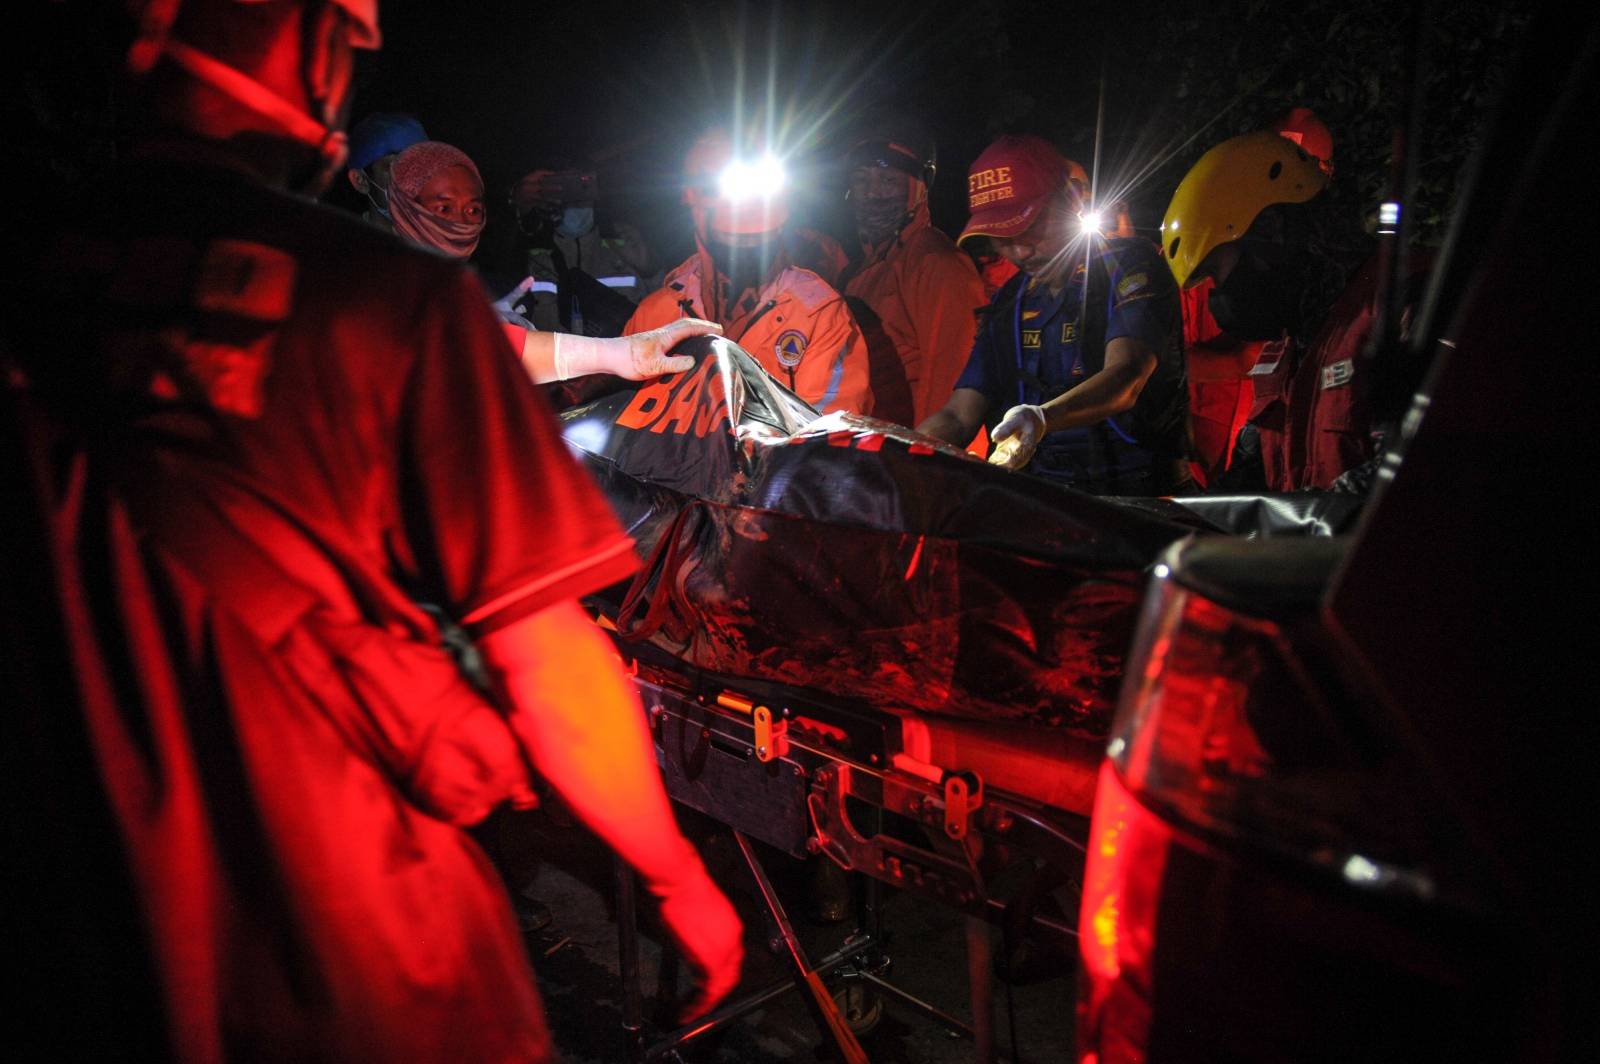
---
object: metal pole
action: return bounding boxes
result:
[733,831,870,1064]
[966,914,997,1064]
[615,856,646,1064]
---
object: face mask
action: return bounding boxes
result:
[364,177,391,220]
[557,207,595,239]
[389,193,485,259]
[1207,249,1301,340]
[854,195,910,245]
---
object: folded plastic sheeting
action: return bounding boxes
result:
[560,336,1194,736]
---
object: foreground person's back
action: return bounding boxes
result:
[3,2,740,1059]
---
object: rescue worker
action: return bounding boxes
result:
[612,216,666,295]
[2,3,740,1059]
[511,163,643,334]
[918,135,1190,494]
[1170,109,1336,487]
[625,127,873,416]
[343,110,428,231]
[839,121,989,428]
[1161,123,1395,491]
[387,139,488,258]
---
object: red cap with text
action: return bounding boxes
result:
[958,135,1077,245]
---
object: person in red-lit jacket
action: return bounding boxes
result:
[2,3,739,1060]
[838,120,989,428]
[1161,121,1393,491]
[1164,109,1338,487]
[625,127,872,416]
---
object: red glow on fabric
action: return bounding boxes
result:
[902,535,926,581]
[1181,279,1261,485]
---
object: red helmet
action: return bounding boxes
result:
[1271,107,1334,175]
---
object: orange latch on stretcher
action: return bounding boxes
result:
[753,705,790,762]
[942,771,984,840]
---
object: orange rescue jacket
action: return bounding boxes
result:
[843,203,988,427]
[624,246,871,416]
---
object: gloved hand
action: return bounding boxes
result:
[491,275,538,316]
[647,852,744,1023]
[552,318,722,381]
[988,403,1048,470]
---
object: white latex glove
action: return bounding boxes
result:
[553,318,721,381]
[988,403,1048,470]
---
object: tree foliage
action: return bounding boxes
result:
[969,0,1530,245]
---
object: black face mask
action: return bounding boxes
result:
[1207,247,1303,340]
[854,196,909,245]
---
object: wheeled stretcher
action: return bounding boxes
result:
[559,337,1359,1059]
[608,639,1099,1063]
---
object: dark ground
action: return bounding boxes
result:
[486,806,1078,1063]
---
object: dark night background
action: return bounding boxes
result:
[346,0,1528,270]
[16,0,1528,269]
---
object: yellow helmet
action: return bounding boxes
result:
[1160,130,1330,288]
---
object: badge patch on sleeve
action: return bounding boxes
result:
[775,329,808,369]
[1321,357,1355,389]
[1115,272,1149,299]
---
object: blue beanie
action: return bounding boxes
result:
[347,112,429,171]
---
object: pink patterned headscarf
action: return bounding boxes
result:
[388,141,485,259]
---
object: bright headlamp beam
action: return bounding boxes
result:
[718,154,787,202]
[1079,209,1104,234]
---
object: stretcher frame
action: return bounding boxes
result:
[610,644,1092,1062]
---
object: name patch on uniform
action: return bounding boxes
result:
[1021,329,1042,349]
[1060,322,1078,344]
[1321,358,1354,389]
[775,329,808,368]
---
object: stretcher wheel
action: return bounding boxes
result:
[832,981,884,1038]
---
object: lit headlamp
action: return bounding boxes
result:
[717,153,787,202]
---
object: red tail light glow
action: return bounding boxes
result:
[1076,761,1170,1064]
[1077,562,1445,1061]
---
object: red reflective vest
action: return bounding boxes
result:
[1180,278,1264,487]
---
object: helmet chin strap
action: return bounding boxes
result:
[161,37,348,189]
